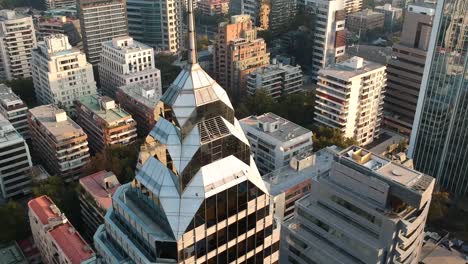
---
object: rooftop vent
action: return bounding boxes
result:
[54,109,67,122]
[392,169,402,176]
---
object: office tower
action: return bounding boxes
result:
[302,0,346,82]
[409,0,468,195]
[383,3,435,135]
[240,112,313,175]
[281,146,435,264]
[93,2,280,262]
[0,84,29,139]
[0,114,32,199]
[31,34,97,112]
[246,62,303,99]
[37,16,82,48]
[127,0,181,53]
[214,15,270,98]
[78,0,128,65]
[43,0,77,9]
[28,105,90,181]
[75,95,137,154]
[375,4,403,31]
[99,36,161,98]
[116,84,163,137]
[0,10,36,81]
[198,0,230,15]
[347,9,385,33]
[28,195,95,264]
[315,57,386,146]
[229,0,242,15]
[78,170,120,242]
[344,0,362,14]
[269,0,296,32]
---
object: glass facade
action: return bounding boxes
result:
[409,0,468,195]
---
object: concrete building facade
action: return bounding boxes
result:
[36,16,82,48]
[0,83,29,139]
[344,0,362,14]
[375,4,403,30]
[347,9,385,33]
[198,0,230,16]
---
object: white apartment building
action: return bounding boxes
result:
[43,0,77,9]
[281,146,435,264]
[0,114,32,199]
[246,62,303,99]
[32,34,97,113]
[240,112,313,175]
[99,36,161,98]
[315,56,386,146]
[0,10,37,81]
[0,83,29,139]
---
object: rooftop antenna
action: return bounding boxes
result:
[187,0,197,65]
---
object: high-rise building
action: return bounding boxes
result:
[281,146,435,264]
[214,15,270,98]
[0,83,29,139]
[240,112,313,175]
[28,105,90,181]
[28,195,95,264]
[198,0,230,16]
[75,95,138,154]
[409,0,468,195]
[32,34,97,112]
[375,4,403,31]
[43,0,77,9]
[0,114,32,199]
[99,36,161,98]
[242,0,296,31]
[346,9,385,34]
[315,56,386,146]
[383,3,435,135]
[77,0,128,65]
[126,0,181,53]
[241,0,271,29]
[344,0,362,14]
[93,3,280,262]
[0,10,36,81]
[246,62,303,99]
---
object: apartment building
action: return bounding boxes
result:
[344,0,362,14]
[28,105,90,181]
[241,0,271,29]
[315,56,386,146]
[75,95,137,154]
[246,62,303,99]
[77,0,128,65]
[99,36,161,98]
[116,84,163,137]
[347,9,385,33]
[78,170,120,242]
[198,0,229,16]
[31,34,97,112]
[28,195,95,264]
[0,10,37,81]
[36,16,82,48]
[0,83,29,139]
[240,112,313,175]
[375,4,403,30]
[281,146,435,264]
[43,0,77,9]
[0,114,32,199]
[242,0,296,31]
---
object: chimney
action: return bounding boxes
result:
[290,152,316,171]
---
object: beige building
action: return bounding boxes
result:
[347,9,385,33]
[344,0,362,14]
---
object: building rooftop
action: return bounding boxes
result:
[29,105,85,141]
[103,36,153,53]
[0,84,23,107]
[118,84,161,109]
[349,9,385,18]
[28,195,64,225]
[0,114,22,145]
[319,56,385,80]
[78,95,133,125]
[79,170,120,210]
[240,112,312,143]
[0,242,28,264]
[0,10,28,21]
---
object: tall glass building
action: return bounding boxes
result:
[93,1,280,263]
[409,0,468,195]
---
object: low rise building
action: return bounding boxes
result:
[375,4,403,30]
[75,95,137,154]
[28,105,90,181]
[28,195,95,264]
[0,242,28,264]
[78,170,120,242]
[240,112,313,175]
[0,83,29,139]
[347,9,385,33]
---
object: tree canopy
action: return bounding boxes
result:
[312,126,359,150]
[0,201,30,243]
[155,54,181,91]
[4,78,37,107]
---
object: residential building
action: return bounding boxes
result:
[229,0,242,15]
[0,242,28,264]
[78,170,120,242]
[127,0,181,53]
[344,0,362,14]
[32,34,97,112]
[281,146,435,264]
[0,114,32,199]
[242,0,296,31]
[302,0,346,82]
[242,0,271,29]
[77,0,128,65]
[0,83,29,139]
[93,3,280,262]
[198,0,229,15]
[315,56,386,146]
[28,195,95,264]
[75,95,137,154]
[28,105,90,181]
[43,0,77,9]
[36,16,82,48]
[383,3,435,135]
[375,4,403,30]
[240,112,313,175]
[99,36,161,98]
[246,62,303,99]
[409,0,468,195]
[44,6,78,17]
[0,10,37,81]
[214,15,270,98]
[116,84,163,137]
[347,9,385,34]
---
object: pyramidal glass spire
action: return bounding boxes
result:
[93,0,281,262]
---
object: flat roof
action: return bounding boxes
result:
[0,114,22,145]
[49,224,93,264]
[78,95,132,124]
[29,105,85,141]
[79,170,120,210]
[0,84,23,106]
[28,195,61,225]
[118,84,161,109]
[0,242,27,264]
[319,57,385,80]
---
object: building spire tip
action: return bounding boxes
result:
[187,0,197,65]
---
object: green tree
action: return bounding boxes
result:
[0,201,29,243]
[4,78,37,107]
[235,90,277,118]
[276,91,316,127]
[312,126,358,150]
[155,54,181,90]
